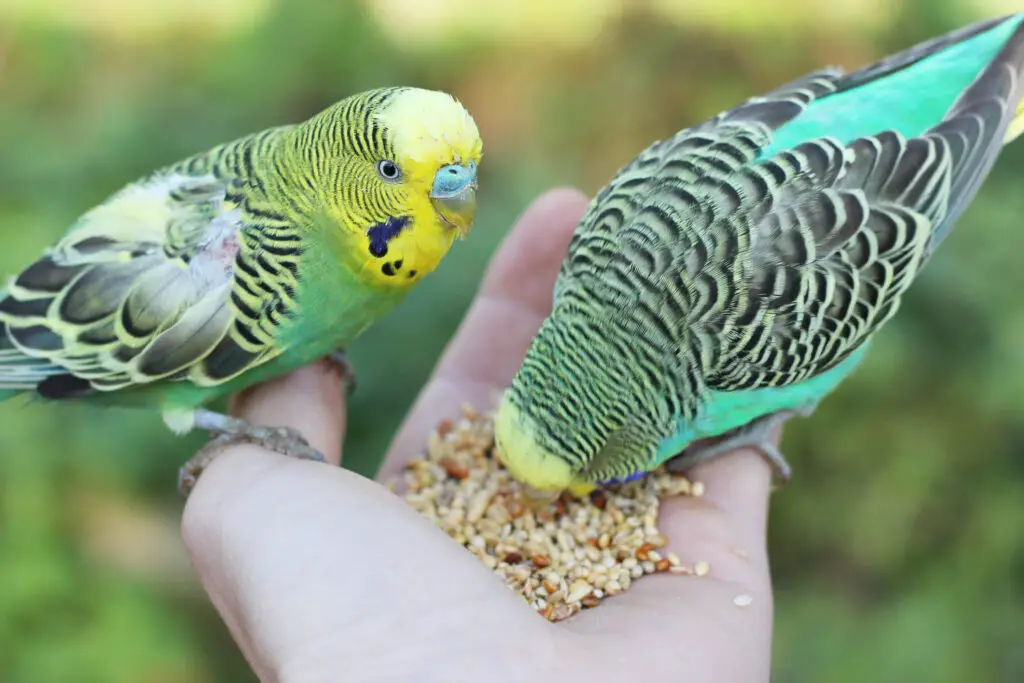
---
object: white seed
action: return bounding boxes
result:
[566,579,593,603]
[733,594,754,607]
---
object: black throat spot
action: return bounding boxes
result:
[366,216,410,258]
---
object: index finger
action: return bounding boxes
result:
[377,188,590,481]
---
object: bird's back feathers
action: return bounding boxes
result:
[555,12,1024,394]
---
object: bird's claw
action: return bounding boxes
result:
[178,419,327,499]
[666,407,814,488]
[325,349,357,397]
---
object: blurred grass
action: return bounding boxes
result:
[0,0,1022,681]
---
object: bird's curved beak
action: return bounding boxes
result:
[430,161,477,238]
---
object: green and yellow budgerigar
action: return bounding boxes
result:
[0,86,482,495]
[494,14,1024,502]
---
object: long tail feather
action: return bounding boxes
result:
[928,16,1024,248]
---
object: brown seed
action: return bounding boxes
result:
[503,551,523,564]
[581,595,601,608]
[586,537,600,549]
[543,579,559,594]
[441,459,469,480]
[655,559,671,572]
[636,543,656,561]
[591,491,607,509]
[532,554,551,568]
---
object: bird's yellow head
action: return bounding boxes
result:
[493,390,596,508]
[303,87,482,289]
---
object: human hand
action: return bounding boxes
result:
[182,188,776,683]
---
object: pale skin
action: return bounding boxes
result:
[181,188,777,683]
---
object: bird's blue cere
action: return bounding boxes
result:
[429,161,478,235]
[430,161,477,199]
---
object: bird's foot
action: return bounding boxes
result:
[177,409,327,498]
[666,405,816,488]
[325,349,357,397]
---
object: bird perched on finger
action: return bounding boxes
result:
[0,86,482,496]
[494,13,1024,506]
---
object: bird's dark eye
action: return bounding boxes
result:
[377,160,401,181]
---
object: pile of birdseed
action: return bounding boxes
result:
[395,404,708,622]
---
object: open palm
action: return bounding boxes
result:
[182,189,775,683]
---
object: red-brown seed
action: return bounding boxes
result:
[532,554,551,568]
[655,559,671,572]
[636,543,655,562]
[591,491,607,509]
[503,551,524,564]
[441,458,469,480]
[586,537,600,549]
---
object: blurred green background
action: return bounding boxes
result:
[1,0,1023,681]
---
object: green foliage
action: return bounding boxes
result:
[0,1,1021,681]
